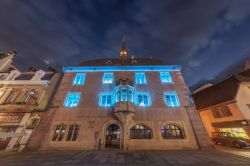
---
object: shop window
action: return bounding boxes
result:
[164,92,180,107]
[52,124,67,141]
[135,73,147,84]
[136,93,150,107]
[66,124,80,141]
[161,124,185,139]
[160,72,172,83]
[64,92,81,107]
[103,73,113,84]
[130,124,152,139]
[99,93,113,107]
[73,73,86,85]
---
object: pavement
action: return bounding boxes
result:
[215,144,250,158]
[0,149,250,166]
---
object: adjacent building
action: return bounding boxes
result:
[0,51,61,151]
[192,66,250,139]
[35,41,212,150]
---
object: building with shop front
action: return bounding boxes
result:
[0,51,61,151]
[192,65,250,140]
[36,41,212,150]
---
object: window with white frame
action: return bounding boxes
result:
[160,72,172,83]
[99,93,113,107]
[103,73,113,84]
[137,93,150,107]
[164,92,180,107]
[66,124,80,141]
[73,73,86,85]
[20,89,35,104]
[5,90,17,104]
[64,92,81,107]
[135,73,147,84]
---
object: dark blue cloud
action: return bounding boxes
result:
[0,0,250,86]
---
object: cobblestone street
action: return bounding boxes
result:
[1,150,250,166]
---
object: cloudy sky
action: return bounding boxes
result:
[0,0,250,87]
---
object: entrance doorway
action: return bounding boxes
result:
[105,124,120,148]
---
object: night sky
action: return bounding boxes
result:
[1,0,250,87]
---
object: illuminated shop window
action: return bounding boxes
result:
[73,73,86,85]
[219,128,249,139]
[103,72,113,84]
[135,73,147,84]
[64,92,81,107]
[160,72,172,83]
[130,124,152,139]
[164,92,180,107]
[66,124,80,141]
[161,124,185,139]
[99,93,113,107]
[136,93,150,107]
[52,124,67,141]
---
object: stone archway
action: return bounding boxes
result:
[105,124,120,148]
[101,120,123,149]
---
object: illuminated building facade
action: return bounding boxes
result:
[37,41,212,150]
[0,51,61,151]
[192,66,250,139]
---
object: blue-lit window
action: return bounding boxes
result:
[121,88,128,101]
[164,92,180,107]
[135,73,147,84]
[160,72,172,83]
[129,89,134,102]
[73,73,86,85]
[64,92,81,107]
[136,93,150,107]
[103,73,113,84]
[99,93,113,107]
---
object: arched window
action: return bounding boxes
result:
[130,124,152,139]
[161,124,185,139]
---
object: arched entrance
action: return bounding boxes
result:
[105,124,120,148]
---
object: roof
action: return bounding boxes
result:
[192,69,250,110]
[77,58,167,66]
[0,51,16,60]
[15,73,35,80]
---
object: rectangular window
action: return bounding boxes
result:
[73,73,86,85]
[121,88,128,101]
[212,108,221,118]
[52,124,67,141]
[21,90,35,104]
[103,73,113,84]
[99,93,113,107]
[164,92,180,107]
[135,73,147,84]
[5,91,17,104]
[160,72,172,83]
[137,93,150,107]
[220,106,232,117]
[66,124,79,141]
[64,92,81,107]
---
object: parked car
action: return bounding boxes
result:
[211,132,250,148]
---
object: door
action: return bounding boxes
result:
[105,124,120,148]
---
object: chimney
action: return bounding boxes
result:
[28,67,37,72]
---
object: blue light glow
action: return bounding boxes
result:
[73,73,86,85]
[135,73,147,84]
[135,92,151,107]
[64,92,81,107]
[99,92,114,107]
[103,72,113,84]
[164,92,180,107]
[160,72,172,83]
[63,65,181,72]
[115,85,134,103]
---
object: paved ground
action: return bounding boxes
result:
[1,149,250,166]
[215,144,250,158]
